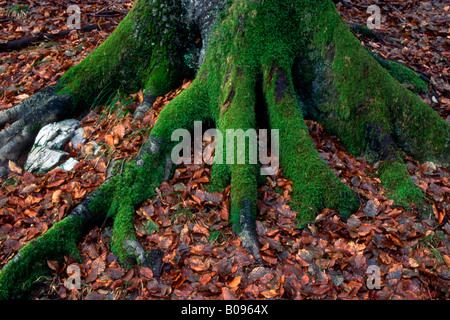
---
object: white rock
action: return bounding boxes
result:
[25,146,68,174]
[70,127,85,149]
[34,119,80,150]
[25,119,81,174]
[58,157,79,171]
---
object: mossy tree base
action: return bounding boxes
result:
[0,0,449,299]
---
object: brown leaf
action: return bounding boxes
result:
[8,160,22,174]
[443,255,450,267]
[105,134,118,146]
[137,89,144,103]
[213,258,232,277]
[85,267,99,284]
[85,293,105,300]
[140,267,153,279]
[24,209,38,218]
[386,234,404,247]
[20,183,39,194]
[221,287,236,300]
[113,123,126,139]
[228,276,241,288]
[187,256,208,272]
[27,227,41,239]
[52,189,63,204]
[261,255,278,265]
[46,179,65,188]
[199,273,212,286]
[380,252,392,264]
[107,267,125,280]
[158,236,173,250]
[220,201,230,221]
[260,289,278,299]
[192,223,210,237]
[47,260,59,272]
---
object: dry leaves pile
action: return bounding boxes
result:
[0,0,132,109]
[0,0,449,300]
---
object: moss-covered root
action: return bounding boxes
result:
[0,184,113,300]
[230,165,260,262]
[369,53,429,95]
[0,217,81,299]
[108,152,167,269]
[308,0,450,168]
[264,64,360,226]
[378,158,430,215]
[56,0,187,109]
[216,67,261,261]
[109,79,211,267]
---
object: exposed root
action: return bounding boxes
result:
[236,200,262,263]
[133,93,157,120]
[0,86,73,178]
[108,80,212,268]
[264,64,360,225]
[1,0,448,300]
[378,158,430,215]
[0,183,109,299]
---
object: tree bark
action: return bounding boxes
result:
[0,0,448,299]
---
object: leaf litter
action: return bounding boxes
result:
[0,0,449,300]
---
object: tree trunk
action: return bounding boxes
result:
[0,0,448,299]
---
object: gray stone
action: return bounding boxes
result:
[25,146,68,174]
[424,161,437,172]
[58,157,79,171]
[70,127,86,149]
[34,119,80,150]
[24,119,81,174]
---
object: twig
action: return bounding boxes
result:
[0,23,116,52]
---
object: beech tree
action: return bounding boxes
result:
[0,0,448,299]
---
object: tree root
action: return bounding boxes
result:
[0,85,73,178]
[133,93,157,120]
[1,0,449,299]
[264,64,360,225]
[378,158,430,215]
[0,183,108,299]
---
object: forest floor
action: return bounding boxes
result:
[0,0,449,300]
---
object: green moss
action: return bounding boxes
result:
[107,154,167,265]
[208,162,231,193]
[371,54,429,94]
[263,66,359,226]
[184,0,364,229]
[379,159,428,212]
[56,0,187,111]
[305,0,449,167]
[150,77,211,141]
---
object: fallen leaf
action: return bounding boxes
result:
[140,267,153,279]
[228,276,241,288]
[8,161,22,174]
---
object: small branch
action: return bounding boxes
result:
[87,10,129,17]
[0,23,116,52]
